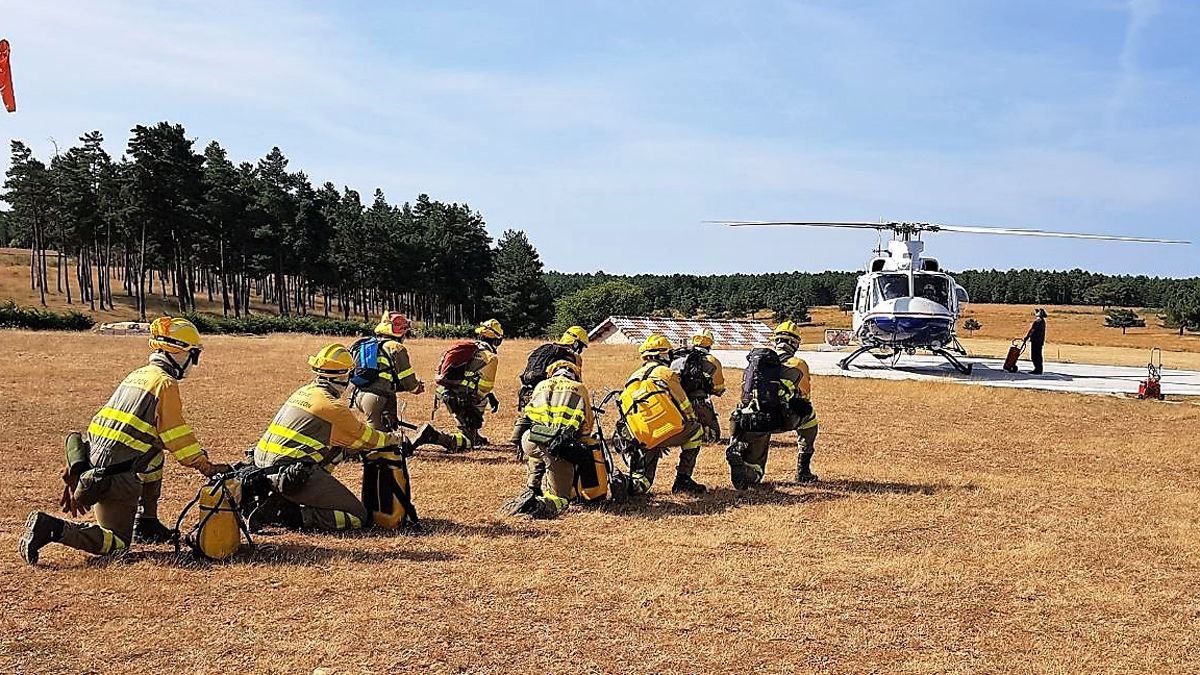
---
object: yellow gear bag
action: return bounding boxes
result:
[619,370,685,449]
[362,449,419,530]
[570,439,609,502]
[180,478,245,561]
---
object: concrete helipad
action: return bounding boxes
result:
[711,349,1200,398]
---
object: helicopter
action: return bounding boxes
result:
[716,221,1189,374]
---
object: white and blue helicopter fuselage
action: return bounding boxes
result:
[843,238,973,373]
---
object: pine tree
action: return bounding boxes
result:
[486,229,554,337]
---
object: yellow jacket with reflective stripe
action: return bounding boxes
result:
[439,342,498,401]
[701,351,726,397]
[627,362,696,421]
[254,380,392,467]
[776,345,818,428]
[523,375,594,436]
[377,338,420,393]
[86,356,209,472]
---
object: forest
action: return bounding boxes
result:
[4,122,1199,337]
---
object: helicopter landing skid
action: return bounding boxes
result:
[837,344,878,370]
[933,348,973,375]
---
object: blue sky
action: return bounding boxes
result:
[2,0,1197,276]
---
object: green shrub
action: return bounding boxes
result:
[182,313,373,337]
[414,323,476,339]
[0,302,95,331]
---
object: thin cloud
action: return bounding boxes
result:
[1106,0,1162,130]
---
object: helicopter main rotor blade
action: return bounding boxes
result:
[933,223,1190,245]
[708,220,890,230]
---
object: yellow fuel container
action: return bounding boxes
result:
[189,479,243,561]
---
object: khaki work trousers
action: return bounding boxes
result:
[733,416,819,485]
[275,467,369,531]
[58,471,141,555]
[638,420,703,487]
[520,434,577,499]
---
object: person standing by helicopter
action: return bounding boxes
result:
[1025,308,1047,375]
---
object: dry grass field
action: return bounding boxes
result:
[3,332,1200,673]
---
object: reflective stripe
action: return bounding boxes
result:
[267,423,325,454]
[88,421,152,453]
[394,367,415,380]
[173,442,203,461]
[349,425,384,450]
[478,378,493,390]
[797,413,819,430]
[526,404,586,430]
[333,510,361,529]
[159,424,193,443]
[99,528,127,554]
[137,467,164,482]
[378,370,394,381]
[96,406,158,438]
[256,439,318,460]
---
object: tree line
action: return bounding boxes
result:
[546,268,1200,333]
[1,123,561,333]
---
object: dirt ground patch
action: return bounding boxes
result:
[2,332,1199,673]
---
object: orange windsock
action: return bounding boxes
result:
[0,39,15,113]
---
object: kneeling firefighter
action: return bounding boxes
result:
[19,317,231,565]
[617,334,706,494]
[508,325,589,450]
[498,359,599,519]
[725,321,820,490]
[434,319,503,447]
[671,329,726,443]
[249,344,410,532]
[348,310,462,452]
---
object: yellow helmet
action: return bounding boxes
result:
[148,317,202,354]
[546,359,582,380]
[638,334,673,359]
[475,319,504,340]
[308,343,354,380]
[557,325,589,349]
[774,320,803,345]
[691,329,714,348]
[374,311,410,338]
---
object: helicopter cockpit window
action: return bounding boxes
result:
[915,274,951,307]
[875,274,909,301]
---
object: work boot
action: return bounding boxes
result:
[496,489,540,518]
[408,423,442,450]
[726,445,751,491]
[672,475,707,494]
[471,432,490,447]
[19,511,64,566]
[532,494,569,520]
[796,452,819,484]
[134,517,175,544]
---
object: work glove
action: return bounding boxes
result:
[413,381,426,395]
[486,393,500,413]
[59,467,88,517]
[384,430,409,449]
[196,458,232,477]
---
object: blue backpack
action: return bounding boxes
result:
[349,337,385,388]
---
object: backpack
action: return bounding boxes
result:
[737,347,784,433]
[521,343,573,387]
[175,477,251,561]
[361,449,419,530]
[349,336,389,388]
[670,348,709,396]
[436,339,480,387]
[618,366,686,449]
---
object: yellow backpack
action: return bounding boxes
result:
[362,449,419,530]
[571,439,610,501]
[619,366,685,449]
[177,478,246,561]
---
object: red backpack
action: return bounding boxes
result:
[436,340,480,387]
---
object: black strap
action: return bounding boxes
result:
[91,457,138,479]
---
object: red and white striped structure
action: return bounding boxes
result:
[588,316,772,348]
